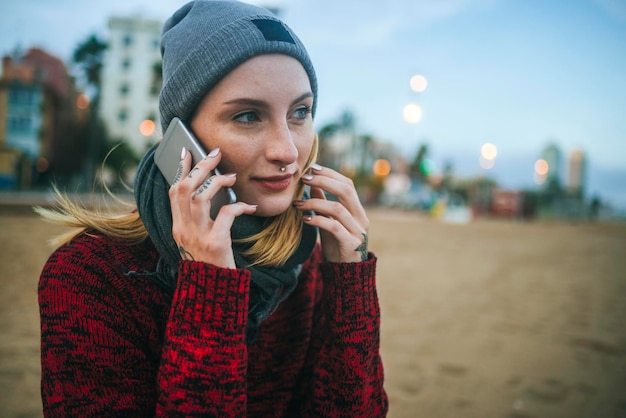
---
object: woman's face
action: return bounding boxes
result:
[191,54,315,217]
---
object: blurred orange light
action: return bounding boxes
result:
[76,94,90,109]
[481,142,498,160]
[139,119,156,136]
[535,159,549,176]
[373,159,391,177]
[36,157,49,173]
[403,103,423,124]
[410,75,428,93]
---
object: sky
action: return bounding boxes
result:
[1,0,626,209]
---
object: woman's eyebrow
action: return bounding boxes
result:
[222,92,313,108]
[291,92,313,106]
[222,97,268,108]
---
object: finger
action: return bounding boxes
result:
[188,172,237,223]
[172,147,191,185]
[169,147,193,240]
[181,148,222,189]
[309,185,326,201]
[301,167,367,223]
[310,163,350,183]
[211,202,258,242]
[295,196,365,237]
[171,149,223,229]
[302,214,364,263]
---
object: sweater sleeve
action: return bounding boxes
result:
[39,237,251,417]
[156,260,250,416]
[298,253,389,417]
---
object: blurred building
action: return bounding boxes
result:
[0,47,83,189]
[567,148,586,196]
[541,143,563,192]
[99,16,162,156]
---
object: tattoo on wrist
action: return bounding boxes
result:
[178,244,195,261]
[354,233,368,262]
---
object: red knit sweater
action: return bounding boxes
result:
[38,231,388,417]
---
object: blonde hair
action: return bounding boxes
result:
[238,134,318,266]
[37,135,319,267]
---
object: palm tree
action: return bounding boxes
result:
[317,122,341,168]
[72,34,107,187]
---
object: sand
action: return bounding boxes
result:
[1,206,625,417]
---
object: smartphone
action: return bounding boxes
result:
[154,117,236,219]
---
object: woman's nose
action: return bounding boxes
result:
[266,121,298,165]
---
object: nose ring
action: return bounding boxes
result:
[280,166,286,172]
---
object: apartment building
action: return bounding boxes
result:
[99,16,162,156]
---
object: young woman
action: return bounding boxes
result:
[38,1,387,416]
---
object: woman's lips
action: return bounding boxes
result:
[252,174,293,191]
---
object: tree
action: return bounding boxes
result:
[72,34,107,97]
[72,34,107,188]
[410,143,429,182]
[317,122,340,167]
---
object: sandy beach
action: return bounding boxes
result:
[1,206,625,417]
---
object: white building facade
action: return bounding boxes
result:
[99,16,162,156]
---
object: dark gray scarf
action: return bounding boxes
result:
[134,144,317,342]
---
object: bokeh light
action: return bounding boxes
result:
[534,159,549,176]
[410,75,428,93]
[76,94,90,110]
[420,158,436,176]
[479,142,497,170]
[373,159,391,176]
[402,103,423,124]
[36,157,49,173]
[139,119,156,136]
[481,142,498,160]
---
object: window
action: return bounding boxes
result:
[122,58,131,70]
[118,109,128,123]
[120,83,130,96]
[8,87,37,105]
[123,34,133,47]
[8,115,33,132]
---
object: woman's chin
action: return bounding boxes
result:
[250,196,294,218]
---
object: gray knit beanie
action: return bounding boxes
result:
[159,0,317,132]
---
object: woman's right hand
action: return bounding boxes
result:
[168,147,257,268]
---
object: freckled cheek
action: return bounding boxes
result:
[297,136,315,166]
[217,152,249,176]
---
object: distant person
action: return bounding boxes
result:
[37,1,387,416]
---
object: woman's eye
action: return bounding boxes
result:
[293,106,312,120]
[234,111,261,124]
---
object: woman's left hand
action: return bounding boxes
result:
[295,164,369,263]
